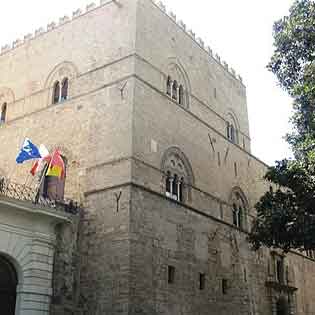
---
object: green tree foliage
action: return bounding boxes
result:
[249,0,315,252]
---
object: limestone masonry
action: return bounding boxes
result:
[0,0,314,314]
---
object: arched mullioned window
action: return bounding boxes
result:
[52,77,69,104]
[226,113,239,145]
[53,81,61,104]
[61,78,69,101]
[172,80,178,100]
[0,103,7,124]
[230,189,248,229]
[162,147,194,203]
[227,122,237,143]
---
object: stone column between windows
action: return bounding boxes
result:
[169,178,173,196]
[177,180,181,200]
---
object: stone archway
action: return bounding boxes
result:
[0,255,17,315]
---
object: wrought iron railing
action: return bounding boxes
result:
[0,177,80,215]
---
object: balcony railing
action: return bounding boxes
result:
[0,177,80,215]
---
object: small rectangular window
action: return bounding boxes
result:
[276,259,284,284]
[168,265,175,284]
[234,162,238,177]
[217,152,221,167]
[219,203,224,219]
[222,279,228,294]
[199,273,206,290]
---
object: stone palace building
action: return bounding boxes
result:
[0,0,315,314]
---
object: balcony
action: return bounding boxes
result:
[0,177,80,215]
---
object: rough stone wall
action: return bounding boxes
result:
[79,186,131,315]
[51,214,82,315]
[129,185,315,315]
[135,0,250,152]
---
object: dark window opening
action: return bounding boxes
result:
[230,125,235,143]
[172,174,178,199]
[218,152,221,167]
[244,268,247,282]
[238,206,243,229]
[165,172,184,202]
[179,177,184,202]
[199,273,206,290]
[61,77,69,101]
[179,85,184,105]
[222,279,228,295]
[226,122,230,139]
[53,81,60,104]
[0,103,7,124]
[166,171,171,194]
[276,259,284,284]
[168,265,175,284]
[172,80,178,100]
[167,76,172,96]
[232,203,238,226]
[276,297,289,315]
[234,162,238,177]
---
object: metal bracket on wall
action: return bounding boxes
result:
[118,81,128,99]
[208,133,216,153]
[224,146,230,163]
[114,191,122,212]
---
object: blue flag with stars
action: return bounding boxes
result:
[16,138,41,164]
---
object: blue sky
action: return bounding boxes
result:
[0,0,294,165]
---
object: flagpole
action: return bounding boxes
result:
[34,162,49,204]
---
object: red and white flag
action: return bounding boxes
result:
[30,144,50,176]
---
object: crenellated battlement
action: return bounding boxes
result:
[0,1,108,58]
[0,0,243,84]
[153,0,243,83]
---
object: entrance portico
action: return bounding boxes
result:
[0,194,72,315]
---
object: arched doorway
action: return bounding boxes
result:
[276,297,289,315]
[0,255,17,315]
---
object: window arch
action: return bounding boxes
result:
[161,147,194,203]
[164,59,190,108]
[45,62,79,106]
[230,188,248,229]
[0,103,7,124]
